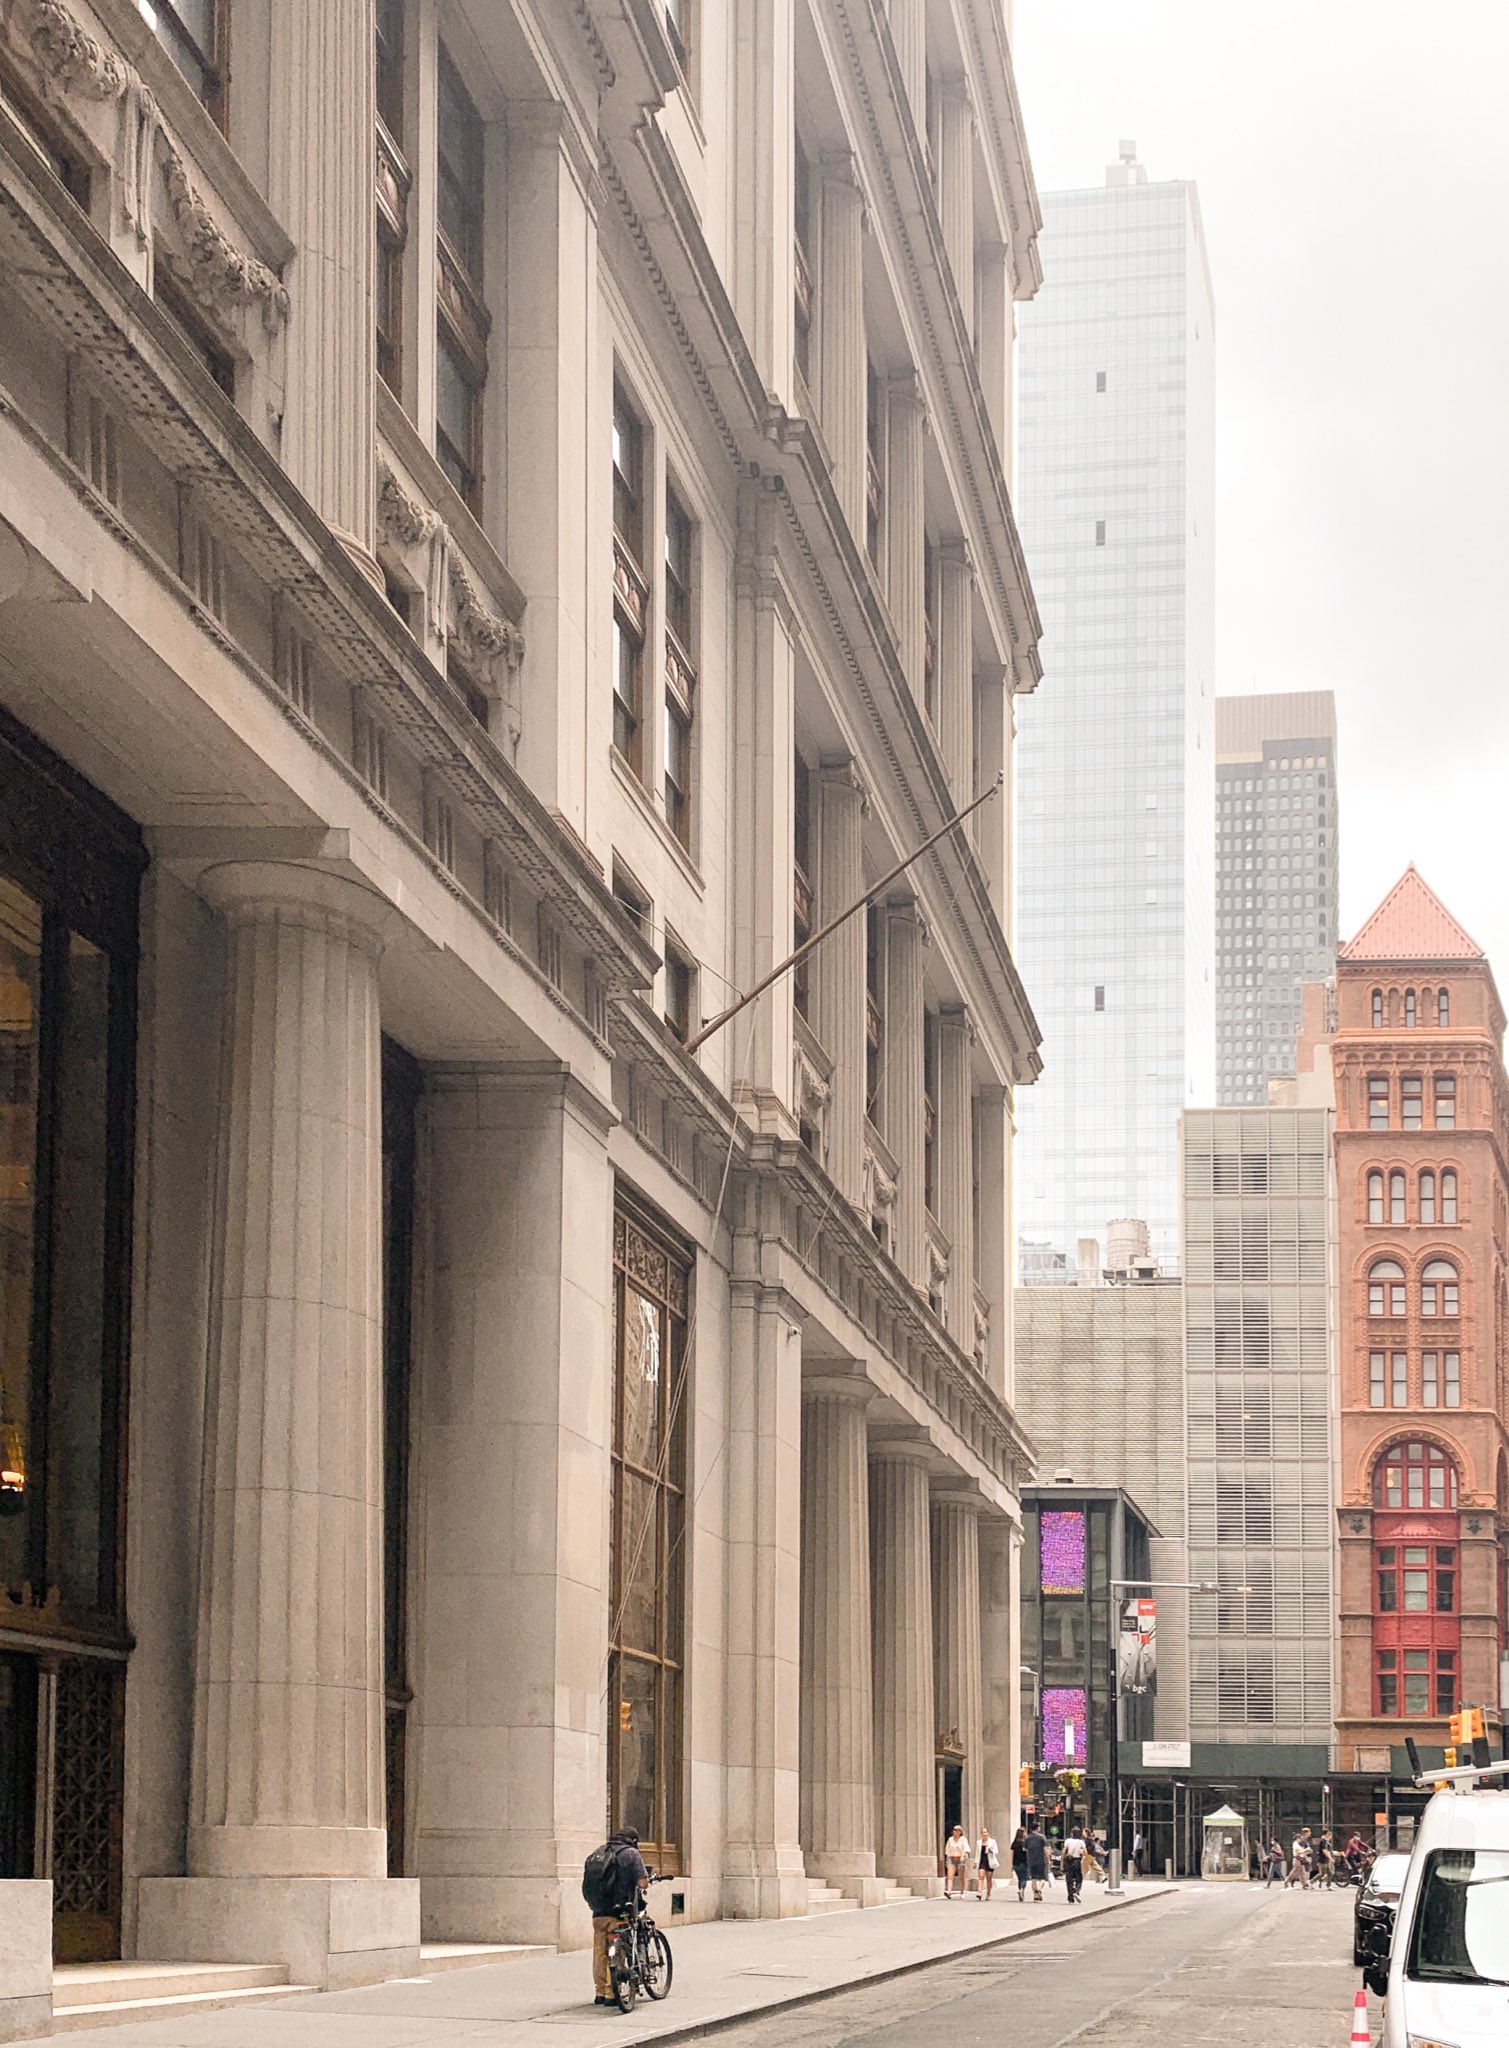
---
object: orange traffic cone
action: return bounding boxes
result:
[1349,1987,1371,2047]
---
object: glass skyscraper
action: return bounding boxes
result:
[1015,146,1216,1278]
[1215,693,1340,1104]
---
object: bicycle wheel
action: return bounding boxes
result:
[642,1927,673,2001]
[610,1931,637,2012]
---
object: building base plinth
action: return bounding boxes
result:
[890,1869,944,1896]
[720,1874,811,1919]
[135,1878,420,1992]
[0,1883,52,2042]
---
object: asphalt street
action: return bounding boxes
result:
[699,1883,1374,2048]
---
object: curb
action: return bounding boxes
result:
[640,1883,1180,2045]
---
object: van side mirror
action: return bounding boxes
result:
[1362,1962,1388,2002]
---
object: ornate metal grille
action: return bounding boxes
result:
[51,1659,122,1932]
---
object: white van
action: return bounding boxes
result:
[1374,1782,1509,2047]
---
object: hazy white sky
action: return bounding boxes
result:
[1012,1,1509,980]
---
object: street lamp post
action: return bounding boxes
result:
[1104,1577,1218,1894]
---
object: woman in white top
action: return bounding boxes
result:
[943,1824,970,1898]
[976,1827,999,1900]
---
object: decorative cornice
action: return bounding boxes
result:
[376,456,525,681]
[160,144,288,329]
[29,0,126,98]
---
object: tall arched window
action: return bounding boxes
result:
[1420,1170,1436,1224]
[1367,1171,1385,1224]
[1405,989,1417,1028]
[1373,1440,1459,1510]
[1442,1170,1459,1224]
[1421,1260,1459,1317]
[1372,989,1384,1028]
[1373,1441,1461,1720]
[1389,1171,1406,1224]
[1369,1259,1406,1317]
[1438,989,1450,1027]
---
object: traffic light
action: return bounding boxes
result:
[1443,1746,1457,1769]
[1449,1712,1464,1746]
[1463,1707,1487,1743]
[1018,1766,1032,1800]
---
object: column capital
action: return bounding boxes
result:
[819,754,871,814]
[198,860,402,953]
[938,534,975,580]
[803,1371,875,1409]
[930,1483,984,1515]
[869,1428,935,1469]
[938,67,975,119]
[938,1001,975,1043]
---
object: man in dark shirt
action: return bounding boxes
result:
[591,1828,649,2005]
[1025,1824,1050,1901]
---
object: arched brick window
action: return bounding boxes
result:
[1421,1260,1459,1318]
[1420,1170,1436,1224]
[1372,1440,1461,1721]
[1438,989,1450,1027]
[1372,989,1384,1028]
[1405,989,1417,1028]
[1367,1171,1384,1223]
[1369,1259,1406,1317]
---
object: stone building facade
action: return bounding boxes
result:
[1330,869,1509,1772]
[0,0,1043,2012]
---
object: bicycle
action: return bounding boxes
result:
[607,1874,674,2012]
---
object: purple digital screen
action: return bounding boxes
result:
[1042,1687,1087,1769]
[1040,1510,1085,1594]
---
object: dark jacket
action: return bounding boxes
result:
[604,1829,649,1910]
[1025,1829,1049,1880]
[1010,1833,1029,1870]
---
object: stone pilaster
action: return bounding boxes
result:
[800,1381,881,1900]
[885,374,927,698]
[974,243,1012,466]
[870,1438,938,1887]
[932,1493,984,1844]
[815,759,868,1205]
[937,1006,974,1352]
[264,0,378,575]
[139,862,418,1989]
[724,1283,808,1918]
[817,154,868,533]
[973,1084,1010,1398]
[730,0,796,405]
[881,896,927,1288]
[937,540,975,801]
[937,74,976,334]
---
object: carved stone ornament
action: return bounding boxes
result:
[450,553,524,678]
[793,1039,831,1130]
[1348,1514,1366,1535]
[927,1231,950,1290]
[863,1142,897,1221]
[18,0,289,328]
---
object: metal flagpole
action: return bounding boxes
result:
[680,774,1003,1058]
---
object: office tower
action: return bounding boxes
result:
[1015,143,1216,1278]
[1216,693,1340,1104]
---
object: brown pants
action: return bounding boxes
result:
[592,1915,621,1998]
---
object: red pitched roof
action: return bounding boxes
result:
[1341,866,1484,962]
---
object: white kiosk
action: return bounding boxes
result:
[1200,1803,1250,1880]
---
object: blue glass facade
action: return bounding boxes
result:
[1015,168,1216,1277]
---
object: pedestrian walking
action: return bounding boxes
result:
[1263,1838,1285,1886]
[1130,1827,1145,1878]
[1061,1826,1087,1903]
[1025,1822,1050,1902]
[943,1823,971,1898]
[1285,1828,1312,1889]
[977,1825,999,1901]
[1009,1825,1030,1900]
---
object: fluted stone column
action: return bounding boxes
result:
[885,374,927,697]
[937,1007,975,1353]
[817,154,868,532]
[816,759,868,1204]
[724,1283,808,1918]
[975,243,1012,464]
[800,1381,881,1901]
[887,0,925,129]
[937,540,975,801]
[139,862,418,1989]
[974,1084,1010,1397]
[979,1518,1021,1839]
[870,1438,939,1887]
[265,0,378,575]
[932,1494,984,1847]
[937,74,976,334]
[881,896,926,1287]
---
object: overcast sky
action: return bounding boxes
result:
[1012,0,1509,981]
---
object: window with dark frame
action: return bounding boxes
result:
[792,752,813,1021]
[142,0,228,132]
[663,485,695,850]
[663,941,694,1043]
[0,57,92,206]
[1373,1440,1459,1510]
[923,1009,939,1217]
[612,383,648,779]
[865,358,884,566]
[793,136,814,383]
[375,0,408,400]
[608,1202,688,1874]
[865,905,883,1128]
[434,44,488,511]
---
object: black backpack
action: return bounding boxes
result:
[582,1841,623,1913]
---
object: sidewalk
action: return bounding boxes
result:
[67,1882,1178,2048]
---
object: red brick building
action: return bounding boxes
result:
[1332,868,1509,1769]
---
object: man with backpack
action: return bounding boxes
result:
[582,1827,649,2006]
